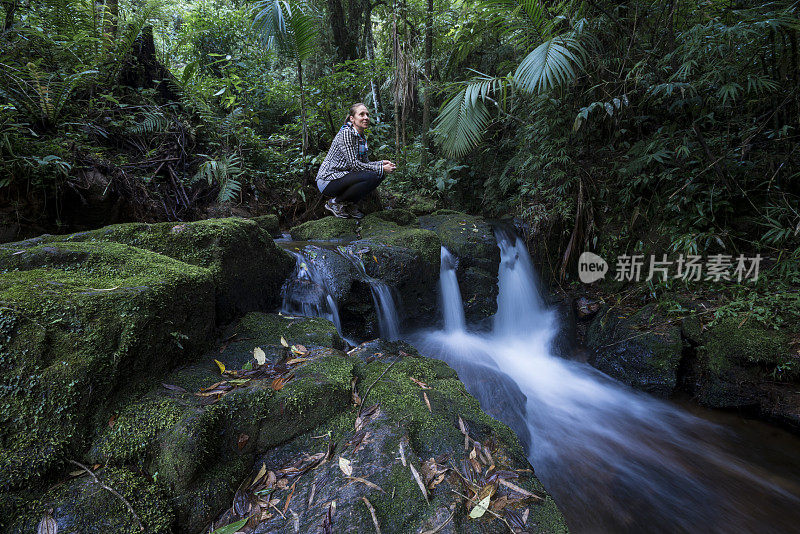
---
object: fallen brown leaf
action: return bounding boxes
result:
[410,377,430,389]
[497,478,543,500]
[409,463,429,504]
[345,476,385,492]
[362,497,381,534]
[238,433,249,450]
[37,509,57,534]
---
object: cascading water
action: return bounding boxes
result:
[411,232,800,533]
[340,250,401,341]
[439,247,466,332]
[280,250,344,335]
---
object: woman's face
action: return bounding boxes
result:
[349,105,370,132]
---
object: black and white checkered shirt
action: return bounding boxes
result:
[315,124,383,192]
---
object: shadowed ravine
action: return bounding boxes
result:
[408,232,800,534]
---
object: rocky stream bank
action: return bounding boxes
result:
[0,212,564,533]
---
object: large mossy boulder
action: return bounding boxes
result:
[349,212,442,329]
[0,240,215,492]
[5,467,175,534]
[693,317,798,425]
[26,217,294,323]
[4,313,567,533]
[420,210,500,321]
[586,304,683,398]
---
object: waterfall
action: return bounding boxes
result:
[439,247,466,332]
[280,250,344,336]
[408,230,800,534]
[338,249,401,341]
[370,283,400,341]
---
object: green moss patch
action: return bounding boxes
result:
[290,217,359,241]
[30,217,294,322]
[0,241,215,490]
[701,317,791,373]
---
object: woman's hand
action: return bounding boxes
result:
[382,160,397,174]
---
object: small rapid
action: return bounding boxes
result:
[279,245,401,342]
[280,250,343,333]
[410,233,800,533]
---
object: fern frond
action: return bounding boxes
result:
[129,108,171,135]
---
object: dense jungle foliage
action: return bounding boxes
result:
[1,0,798,296]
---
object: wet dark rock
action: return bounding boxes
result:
[692,317,797,424]
[348,213,442,330]
[419,210,500,322]
[586,304,683,398]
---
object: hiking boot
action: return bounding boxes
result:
[345,203,365,219]
[324,199,349,218]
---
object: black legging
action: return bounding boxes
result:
[321,170,383,203]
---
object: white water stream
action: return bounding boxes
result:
[409,233,800,533]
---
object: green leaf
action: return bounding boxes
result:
[210,517,248,534]
[469,494,491,518]
[514,35,585,94]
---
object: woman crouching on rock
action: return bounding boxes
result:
[315,103,396,218]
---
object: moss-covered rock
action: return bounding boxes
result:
[350,212,442,329]
[586,304,683,398]
[420,211,500,321]
[251,214,281,237]
[5,467,175,534]
[0,240,215,491]
[25,217,294,323]
[236,343,565,534]
[694,317,796,413]
[290,216,359,241]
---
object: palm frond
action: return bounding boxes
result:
[434,75,510,158]
[514,35,586,94]
[252,0,318,61]
[480,0,551,47]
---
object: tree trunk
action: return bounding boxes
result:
[2,0,17,31]
[421,0,433,164]
[326,0,351,61]
[298,59,309,183]
[365,6,381,122]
